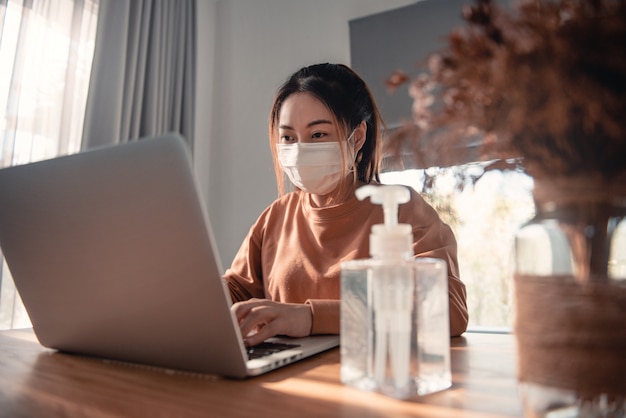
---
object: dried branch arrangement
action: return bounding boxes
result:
[385,0,626,183]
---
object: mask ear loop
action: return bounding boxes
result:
[344,126,363,189]
[352,119,370,184]
[347,120,368,167]
[345,130,358,172]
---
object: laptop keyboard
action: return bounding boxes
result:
[246,342,301,360]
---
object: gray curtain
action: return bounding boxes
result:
[81,0,196,150]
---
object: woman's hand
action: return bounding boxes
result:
[230,299,312,347]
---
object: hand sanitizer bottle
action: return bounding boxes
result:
[340,185,451,399]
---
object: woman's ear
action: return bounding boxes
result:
[353,120,367,152]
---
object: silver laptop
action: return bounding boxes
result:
[0,133,339,378]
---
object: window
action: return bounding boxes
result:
[0,0,99,330]
[381,164,535,331]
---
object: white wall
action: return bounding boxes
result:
[195,0,415,269]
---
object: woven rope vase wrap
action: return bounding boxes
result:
[514,274,626,397]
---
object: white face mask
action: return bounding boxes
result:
[277,138,356,195]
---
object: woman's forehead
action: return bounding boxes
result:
[278,92,335,128]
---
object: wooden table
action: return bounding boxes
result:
[0,329,523,417]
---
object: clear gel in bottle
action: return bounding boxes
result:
[340,185,451,399]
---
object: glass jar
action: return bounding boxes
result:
[514,177,626,417]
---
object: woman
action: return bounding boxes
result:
[224,63,468,347]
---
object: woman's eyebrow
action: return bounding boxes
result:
[307,119,333,128]
[278,119,333,131]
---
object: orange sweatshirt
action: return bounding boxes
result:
[224,187,469,337]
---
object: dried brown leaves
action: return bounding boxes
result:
[386,0,626,181]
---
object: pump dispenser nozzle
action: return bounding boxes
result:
[356,185,413,259]
[356,185,409,227]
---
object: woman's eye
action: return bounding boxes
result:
[311,132,327,140]
[280,135,295,143]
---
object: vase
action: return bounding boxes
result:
[513,177,626,418]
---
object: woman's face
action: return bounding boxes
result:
[277,92,341,145]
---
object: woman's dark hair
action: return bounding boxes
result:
[269,63,384,195]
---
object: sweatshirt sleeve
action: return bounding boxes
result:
[223,223,266,303]
[413,222,469,336]
[305,299,340,335]
[405,190,469,337]
[445,253,469,337]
